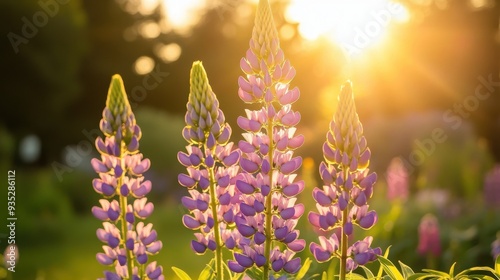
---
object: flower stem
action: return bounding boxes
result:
[339,169,349,280]
[118,149,134,280]
[263,104,275,280]
[208,161,223,280]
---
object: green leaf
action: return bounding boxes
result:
[496,255,500,275]
[322,271,328,280]
[399,261,415,278]
[449,262,457,278]
[346,272,367,280]
[360,265,375,279]
[407,273,439,280]
[421,268,449,277]
[377,246,391,280]
[198,264,213,280]
[327,258,339,280]
[456,266,500,279]
[172,267,193,280]
[296,257,312,280]
[378,256,404,280]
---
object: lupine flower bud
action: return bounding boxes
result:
[309,81,380,272]
[92,75,163,280]
[386,157,409,201]
[417,214,441,257]
[178,61,241,278]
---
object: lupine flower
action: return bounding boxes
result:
[386,157,409,201]
[309,81,380,275]
[228,0,305,278]
[492,233,500,260]
[92,75,163,280]
[417,214,441,257]
[484,165,500,208]
[178,61,241,279]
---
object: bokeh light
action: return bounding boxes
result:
[134,56,155,75]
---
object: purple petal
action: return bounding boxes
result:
[254,232,266,244]
[240,203,256,216]
[235,253,254,268]
[280,208,295,220]
[181,197,197,210]
[239,140,255,153]
[323,143,336,164]
[228,261,245,273]
[223,151,240,166]
[313,188,332,206]
[308,212,321,228]
[218,175,230,188]
[280,157,302,174]
[272,259,284,272]
[284,257,301,273]
[237,223,256,237]
[189,153,201,166]
[282,181,304,197]
[275,226,288,240]
[254,200,265,212]
[240,158,259,173]
[354,252,371,265]
[288,134,304,149]
[255,254,266,267]
[91,158,108,173]
[310,243,331,263]
[96,253,114,265]
[281,111,301,127]
[287,239,306,252]
[219,193,231,205]
[344,222,353,236]
[92,206,108,221]
[182,215,201,229]
[178,174,196,188]
[236,180,255,194]
[359,211,377,229]
[133,158,151,174]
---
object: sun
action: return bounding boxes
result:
[285,0,409,55]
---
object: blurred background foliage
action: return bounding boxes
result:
[0,0,499,279]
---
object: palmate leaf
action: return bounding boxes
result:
[360,265,375,279]
[496,255,500,275]
[399,260,415,279]
[456,266,500,280]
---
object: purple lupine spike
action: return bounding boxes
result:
[309,81,380,275]
[386,157,409,202]
[230,0,305,277]
[92,75,163,279]
[178,61,242,278]
[484,165,500,209]
[417,214,441,257]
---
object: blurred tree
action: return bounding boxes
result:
[0,0,87,164]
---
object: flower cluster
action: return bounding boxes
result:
[484,165,500,209]
[228,0,305,277]
[417,214,441,257]
[178,61,241,278]
[386,157,409,202]
[309,81,380,273]
[92,75,163,280]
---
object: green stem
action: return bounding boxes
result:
[263,105,275,280]
[118,148,134,280]
[208,163,223,280]
[339,169,349,280]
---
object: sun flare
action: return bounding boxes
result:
[285,0,409,55]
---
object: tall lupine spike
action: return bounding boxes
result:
[309,81,381,278]
[230,0,305,278]
[92,75,164,280]
[178,61,241,280]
